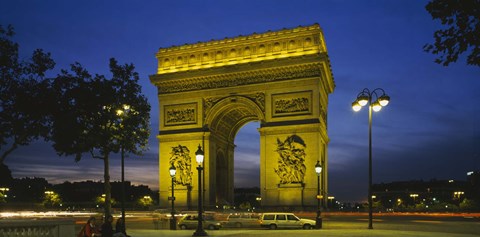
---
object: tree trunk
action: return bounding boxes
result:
[0,143,18,165]
[104,154,111,220]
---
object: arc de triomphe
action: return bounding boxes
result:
[150,23,334,209]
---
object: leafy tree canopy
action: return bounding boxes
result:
[424,0,480,66]
[0,24,55,164]
[50,58,150,161]
[50,58,150,218]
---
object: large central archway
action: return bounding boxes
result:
[150,24,334,209]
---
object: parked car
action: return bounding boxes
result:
[177,213,222,230]
[152,209,187,230]
[223,213,260,228]
[259,212,315,229]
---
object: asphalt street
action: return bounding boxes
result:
[71,212,480,237]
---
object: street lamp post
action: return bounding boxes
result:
[193,145,208,237]
[410,193,419,204]
[116,104,131,227]
[120,146,126,225]
[315,160,323,229]
[169,164,177,230]
[352,88,390,230]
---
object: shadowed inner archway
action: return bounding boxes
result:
[206,96,263,205]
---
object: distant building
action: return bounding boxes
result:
[372,172,479,211]
[1,178,157,210]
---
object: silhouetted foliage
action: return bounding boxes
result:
[9,177,50,203]
[50,58,150,219]
[0,24,55,164]
[0,163,13,186]
[459,198,480,210]
[424,0,480,66]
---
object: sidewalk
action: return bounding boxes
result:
[128,229,480,237]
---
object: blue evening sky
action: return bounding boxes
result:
[1,0,479,202]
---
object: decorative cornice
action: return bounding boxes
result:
[152,61,324,94]
[154,24,327,74]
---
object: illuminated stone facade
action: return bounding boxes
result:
[150,24,335,209]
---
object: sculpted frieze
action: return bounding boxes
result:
[169,145,193,186]
[164,103,197,126]
[254,92,265,112]
[272,91,312,117]
[204,92,265,115]
[274,97,309,114]
[156,63,322,94]
[274,135,307,184]
[319,104,327,126]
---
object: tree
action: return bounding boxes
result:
[43,191,62,208]
[424,0,480,66]
[137,195,153,209]
[459,198,479,211]
[0,24,55,167]
[51,58,150,219]
[95,194,117,208]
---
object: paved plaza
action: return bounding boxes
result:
[126,213,480,237]
[128,229,479,237]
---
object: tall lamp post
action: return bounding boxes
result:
[193,145,208,236]
[120,146,126,225]
[116,104,131,227]
[169,164,177,230]
[315,160,323,229]
[352,88,390,230]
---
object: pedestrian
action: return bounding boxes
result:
[115,217,130,237]
[101,215,115,237]
[101,215,128,237]
[82,216,101,237]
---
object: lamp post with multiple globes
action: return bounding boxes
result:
[351,88,390,230]
[169,164,177,230]
[193,145,208,236]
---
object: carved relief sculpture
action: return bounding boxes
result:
[272,91,312,117]
[274,135,307,184]
[169,145,193,186]
[275,97,309,113]
[164,103,197,126]
[255,92,265,112]
[204,92,265,115]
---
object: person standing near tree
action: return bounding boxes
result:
[101,215,114,237]
[115,217,129,237]
[84,216,101,237]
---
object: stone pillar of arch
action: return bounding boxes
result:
[150,23,335,209]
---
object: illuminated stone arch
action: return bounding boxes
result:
[150,24,334,209]
[205,95,265,140]
[205,96,265,204]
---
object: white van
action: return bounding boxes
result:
[259,212,315,229]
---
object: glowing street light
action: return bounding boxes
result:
[410,194,419,203]
[0,188,9,199]
[315,160,323,229]
[193,145,207,236]
[352,88,390,230]
[116,104,131,227]
[454,191,464,199]
[169,164,177,230]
